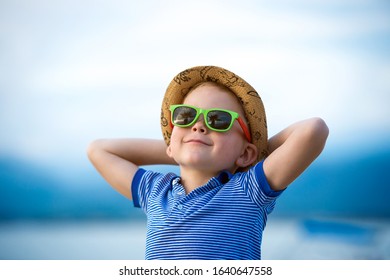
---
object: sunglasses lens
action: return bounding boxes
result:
[172,106,197,126]
[207,110,232,130]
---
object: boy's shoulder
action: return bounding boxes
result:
[133,168,179,187]
[132,168,179,208]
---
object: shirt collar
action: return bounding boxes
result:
[170,170,233,193]
[216,170,233,184]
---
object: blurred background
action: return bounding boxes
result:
[0,0,389,260]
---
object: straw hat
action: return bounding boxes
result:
[160,65,268,164]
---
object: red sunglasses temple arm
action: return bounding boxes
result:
[169,111,174,129]
[237,117,252,142]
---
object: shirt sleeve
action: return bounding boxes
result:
[244,160,284,210]
[131,168,147,208]
[131,168,170,213]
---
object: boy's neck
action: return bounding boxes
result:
[179,167,219,194]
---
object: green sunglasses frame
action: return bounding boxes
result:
[169,104,252,142]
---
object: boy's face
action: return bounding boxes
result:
[167,83,254,174]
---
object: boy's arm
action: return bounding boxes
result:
[87,139,176,199]
[263,117,329,191]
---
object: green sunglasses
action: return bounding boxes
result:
[169,104,251,142]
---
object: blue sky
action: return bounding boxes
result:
[0,0,389,169]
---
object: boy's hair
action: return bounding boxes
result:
[160,65,268,165]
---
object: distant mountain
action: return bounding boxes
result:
[0,147,389,220]
[273,147,390,218]
[0,157,144,220]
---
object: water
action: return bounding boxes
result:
[1,217,389,260]
[261,218,390,260]
[0,220,147,260]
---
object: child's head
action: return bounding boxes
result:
[161,66,268,172]
[167,82,258,173]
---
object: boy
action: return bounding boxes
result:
[87,66,329,259]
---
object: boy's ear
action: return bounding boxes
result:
[166,145,173,158]
[236,143,258,168]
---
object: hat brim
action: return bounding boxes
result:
[160,66,268,165]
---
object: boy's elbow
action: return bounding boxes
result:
[86,139,104,162]
[312,117,329,139]
[307,117,329,149]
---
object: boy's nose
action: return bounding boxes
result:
[191,116,207,134]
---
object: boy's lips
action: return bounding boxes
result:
[184,138,212,146]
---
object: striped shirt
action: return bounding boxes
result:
[131,161,283,260]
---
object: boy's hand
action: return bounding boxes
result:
[263,118,329,191]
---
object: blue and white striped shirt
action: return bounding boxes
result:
[131,161,283,260]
